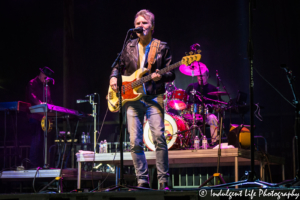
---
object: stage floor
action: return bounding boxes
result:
[0,187,300,200]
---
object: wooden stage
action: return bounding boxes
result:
[76,148,285,189]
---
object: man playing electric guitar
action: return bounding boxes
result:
[109,9,175,190]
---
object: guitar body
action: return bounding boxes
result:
[107,53,201,112]
[107,68,149,112]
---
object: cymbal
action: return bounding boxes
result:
[179,61,207,76]
[204,97,228,104]
[207,91,229,96]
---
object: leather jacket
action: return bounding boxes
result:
[110,38,175,95]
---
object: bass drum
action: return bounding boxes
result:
[143,113,190,151]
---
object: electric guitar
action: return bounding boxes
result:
[107,53,201,112]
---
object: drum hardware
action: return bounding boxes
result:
[165,81,177,93]
[175,125,202,149]
[178,134,184,148]
[178,46,208,147]
[182,103,211,122]
[202,96,228,105]
[199,70,230,187]
[164,82,177,112]
[195,62,207,144]
[207,91,229,96]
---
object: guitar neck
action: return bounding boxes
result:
[132,61,182,88]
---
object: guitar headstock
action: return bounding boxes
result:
[181,52,201,66]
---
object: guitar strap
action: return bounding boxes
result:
[147,39,161,71]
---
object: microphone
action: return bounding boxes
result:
[280,64,292,73]
[85,93,97,97]
[76,99,89,104]
[130,27,143,33]
[216,70,220,88]
[45,77,55,85]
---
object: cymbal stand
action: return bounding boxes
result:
[188,45,207,141]
[197,59,206,141]
[188,63,203,148]
[215,71,231,141]
[216,70,231,101]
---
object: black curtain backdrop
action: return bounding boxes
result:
[1,0,299,180]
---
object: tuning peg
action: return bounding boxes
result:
[189,51,194,55]
[197,50,201,53]
[185,52,189,56]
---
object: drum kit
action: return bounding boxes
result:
[143,61,229,151]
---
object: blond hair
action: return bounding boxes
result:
[134,9,155,33]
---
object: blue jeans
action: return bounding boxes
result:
[125,94,169,184]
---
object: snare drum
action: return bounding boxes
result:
[143,113,190,151]
[168,89,187,110]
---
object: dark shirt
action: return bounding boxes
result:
[26,76,53,121]
[110,38,175,95]
[185,82,219,105]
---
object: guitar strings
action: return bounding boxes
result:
[120,61,182,93]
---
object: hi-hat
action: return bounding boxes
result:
[179,61,207,76]
[207,91,229,96]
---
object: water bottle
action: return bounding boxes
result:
[194,136,200,150]
[86,133,90,143]
[81,132,86,144]
[98,142,101,153]
[99,141,104,153]
[67,131,71,140]
[103,140,108,153]
[202,135,208,149]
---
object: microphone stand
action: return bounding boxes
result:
[110,38,127,189]
[88,95,97,154]
[276,66,300,187]
[201,0,274,188]
[43,80,49,169]
[104,31,150,191]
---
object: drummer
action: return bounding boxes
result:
[185,62,220,146]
